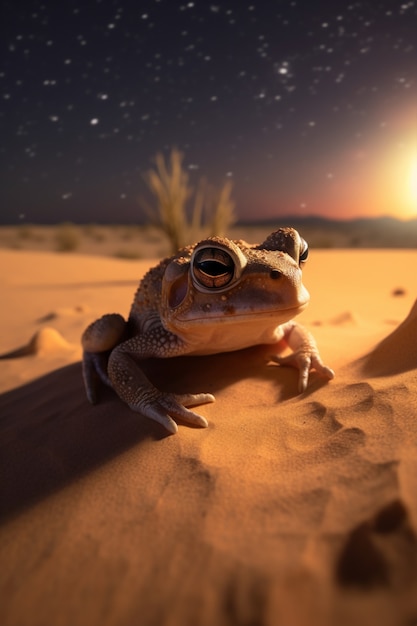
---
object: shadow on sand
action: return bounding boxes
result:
[0,345,304,521]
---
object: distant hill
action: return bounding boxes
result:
[237,215,417,248]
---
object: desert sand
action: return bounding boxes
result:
[0,245,417,626]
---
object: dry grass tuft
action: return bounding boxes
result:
[55,222,80,252]
[141,148,236,253]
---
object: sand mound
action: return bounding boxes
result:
[0,327,74,359]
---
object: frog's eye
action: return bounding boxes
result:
[299,240,309,264]
[192,247,235,289]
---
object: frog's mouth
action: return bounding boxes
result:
[165,301,309,355]
[171,300,309,326]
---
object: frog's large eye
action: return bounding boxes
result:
[192,247,235,289]
[299,240,309,264]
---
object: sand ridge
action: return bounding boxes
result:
[0,248,416,626]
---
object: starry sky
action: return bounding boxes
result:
[1,0,417,224]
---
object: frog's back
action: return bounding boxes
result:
[128,245,194,321]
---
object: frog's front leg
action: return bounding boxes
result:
[271,321,335,392]
[82,313,128,404]
[108,332,214,435]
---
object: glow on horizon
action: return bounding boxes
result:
[252,105,417,222]
[368,104,417,220]
[371,144,417,220]
[410,155,417,207]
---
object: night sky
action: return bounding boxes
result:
[1,0,416,224]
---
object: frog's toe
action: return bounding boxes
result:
[310,357,335,383]
[144,406,179,434]
[274,352,312,392]
[131,391,211,434]
[162,393,210,429]
[271,351,334,393]
[176,392,216,408]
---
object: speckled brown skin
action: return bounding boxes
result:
[82,228,334,434]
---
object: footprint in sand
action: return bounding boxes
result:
[288,400,365,456]
[305,380,403,464]
[287,377,401,465]
[336,499,417,589]
[289,401,342,448]
[339,381,375,411]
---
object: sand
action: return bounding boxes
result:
[0,246,417,626]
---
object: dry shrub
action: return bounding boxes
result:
[55,222,80,252]
[142,148,235,253]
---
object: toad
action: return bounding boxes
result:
[82,228,334,433]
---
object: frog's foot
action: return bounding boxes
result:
[130,390,215,434]
[271,350,335,393]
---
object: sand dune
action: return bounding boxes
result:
[0,247,416,626]
[359,299,417,377]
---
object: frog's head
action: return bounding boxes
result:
[160,228,310,345]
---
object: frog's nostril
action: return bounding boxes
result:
[270,269,282,279]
